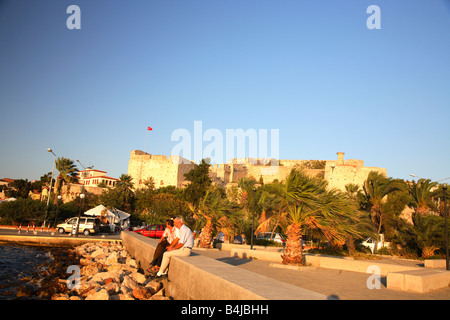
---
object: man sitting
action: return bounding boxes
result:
[154,216,194,279]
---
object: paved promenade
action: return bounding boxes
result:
[193,247,450,300]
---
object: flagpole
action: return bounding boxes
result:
[144,126,152,153]
[144,130,148,153]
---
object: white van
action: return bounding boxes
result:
[57,216,99,236]
[360,236,391,253]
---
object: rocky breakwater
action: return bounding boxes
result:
[51,242,169,300]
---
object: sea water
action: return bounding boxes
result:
[0,244,53,299]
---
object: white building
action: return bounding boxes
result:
[77,169,119,188]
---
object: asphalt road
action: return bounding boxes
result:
[0,227,121,241]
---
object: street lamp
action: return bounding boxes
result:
[73,193,85,237]
[53,195,62,228]
[74,159,93,237]
[76,159,94,174]
[251,187,256,250]
[410,173,450,183]
[443,184,449,271]
[44,148,57,225]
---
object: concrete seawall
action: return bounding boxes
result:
[120,231,328,300]
[0,233,120,247]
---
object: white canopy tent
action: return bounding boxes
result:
[84,204,115,223]
[84,205,131,231]
[110,208,130,223]
[110,208,131,230]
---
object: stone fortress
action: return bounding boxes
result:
[127,150,387,192]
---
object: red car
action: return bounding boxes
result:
[134,224,165,238]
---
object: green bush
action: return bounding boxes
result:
[0,198,47,225]
[0,198,82,226]
[376,247,392,255]
[56,201,80,223]
[254,239,284,247]
[308,247,347,256]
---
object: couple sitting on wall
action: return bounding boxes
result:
[147,216,194,279]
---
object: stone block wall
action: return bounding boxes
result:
[127,150,387,192]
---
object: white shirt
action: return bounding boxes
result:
[162,227,176,244]
[175,224,194,248]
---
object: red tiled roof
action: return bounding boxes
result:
[82,176,119,181]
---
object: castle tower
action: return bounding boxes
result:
[337,152,345,165]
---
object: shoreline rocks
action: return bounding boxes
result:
[60,242,169,300]
[22,242,169,300]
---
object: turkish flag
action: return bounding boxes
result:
[147,126,152,131]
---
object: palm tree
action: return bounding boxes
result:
[413,214,445,258]
[237,177,258,213]
[189,186,230,248]
[117,174,134,190]
[258,181,289,239]
[54,157,78,204]
[345,183,360,199]
[316,188,361,249]
[408,179,438,217]
[361,171,406,252]
[116,174,135,212]
[281,169,360,265]
[255,189,277,235]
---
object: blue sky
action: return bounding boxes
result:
[0,0,449,183]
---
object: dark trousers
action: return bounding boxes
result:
[152,239,169,267]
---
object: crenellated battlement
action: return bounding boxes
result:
[127,150,386,191]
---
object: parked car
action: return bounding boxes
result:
[233,235,245,244]
[134,224,165,238]
[256,232,286,244]
[57,216,99,236]
[360,237,391,253]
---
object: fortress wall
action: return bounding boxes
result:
[128,150,181,189]
[324,163,387,191]
[127,150,387,192]
[246,166,324,184]
[247,165,291,183]
[279,159,308,167]
[229,164,248,183]
[59,184,104,203]
[176,162,196,188]
[209,164,232,184]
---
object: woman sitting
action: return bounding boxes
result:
[147,219,176,274]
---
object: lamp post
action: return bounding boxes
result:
[251,187,256,250]
[76,159,93,176]
[443,184,449,271]
[74,159,92,237]
[74,193,85,237]
[44,148,57,225]
[53,195,62,228]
